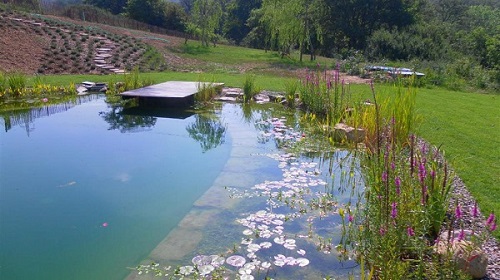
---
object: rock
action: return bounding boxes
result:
[333,123,366,143]
[435,240,488,279]
[253,93,270,104]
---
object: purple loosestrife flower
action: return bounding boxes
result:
[407,226,415,237]
[487,213,495,225]
[457,229,465,242]
[391,162,396,171]
[455,204,462,220]
[382,171,388,183]
[379,227,386,236]
[418,161,426,183]
[472,202,479,218]
[489,222,497,232]
[395,176,401,195]
[348,215,354,223]
[391,202,398,219]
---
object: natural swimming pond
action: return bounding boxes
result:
[0,95,362,279]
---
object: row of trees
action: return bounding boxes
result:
[5,0,499,89]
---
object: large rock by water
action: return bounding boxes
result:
[435,235,488,279]
[333,123,366,143]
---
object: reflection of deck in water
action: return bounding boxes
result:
[120,81,224,107]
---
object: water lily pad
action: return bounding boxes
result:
[226,255,246,267]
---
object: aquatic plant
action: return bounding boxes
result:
[284,79,298,108]
[242,74,259,103]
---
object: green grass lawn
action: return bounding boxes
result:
[416,88,499,238]
[179,42,335,69]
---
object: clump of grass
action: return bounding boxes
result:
[195,76,219,103]
[298,65,347,126]
[284,79,298,107]
[243,74,259,102]
[7,72,27,97]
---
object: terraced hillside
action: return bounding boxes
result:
[0,7,200,75]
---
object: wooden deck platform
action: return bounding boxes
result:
[120,81,224,107]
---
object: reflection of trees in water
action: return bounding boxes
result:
[99,106,157,133]
[1,94,100,135]
[186,113,226,153]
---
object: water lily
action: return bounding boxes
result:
[179,265,194,276]
[226,255,246,267]
[198,264,214,276]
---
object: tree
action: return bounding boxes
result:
[190,0,222,47]
[126,0,164,26]
[83,0,126,14]
[260,0,323,61]
[223,0,261,45]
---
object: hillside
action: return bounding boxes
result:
[0,8,209,75]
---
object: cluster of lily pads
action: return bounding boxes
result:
[135,115,359,279]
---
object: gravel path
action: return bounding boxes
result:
[451,176,500,279]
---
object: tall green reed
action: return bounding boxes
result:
[7,72,27,97]
[298,65,348,127]
[243,74,259,103]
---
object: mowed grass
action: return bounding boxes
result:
[179,42,335,69]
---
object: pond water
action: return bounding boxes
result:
[0,95,362,280]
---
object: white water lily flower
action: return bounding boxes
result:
[198,264,215,276]
[274,236,285,245]
[238,267,252,275]
[247,243,261,252]
[241,238,253,245]
[240,274,254,280]
[261,262,272,269]
[297,249,306,255]
[243,229,254,236]
[179,265,195,276]
[296,258,310,267]
[260,241,272,248]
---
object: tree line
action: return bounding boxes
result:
[4,0,500,90]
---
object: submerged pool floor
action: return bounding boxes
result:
[0,97,361,280]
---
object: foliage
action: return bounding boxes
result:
[284,79,298,107]
[83,0,126,14]
[242,74,258,102]
[260,0,323,61]
[190,0,222,47]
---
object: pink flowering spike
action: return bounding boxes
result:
[395,176,401,195]
[457,229,465,241]
[455,204,462,220]
[379,227,386,236]
[490,222,497,232]
[472,202,479,218]
[486,213,495,225]
[391,202,398,219]
[381,171,388,183]
[348,215,354,223]
[102,222,108,227]
[407,226,415,237]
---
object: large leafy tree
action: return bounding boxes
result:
[190,0,222,47]
[223,0,261,45]
[260,0,323,61]
[320,0,415,56]
[83,0,126,14]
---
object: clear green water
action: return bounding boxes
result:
[1,96,361,280]
[0,96,231,280]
